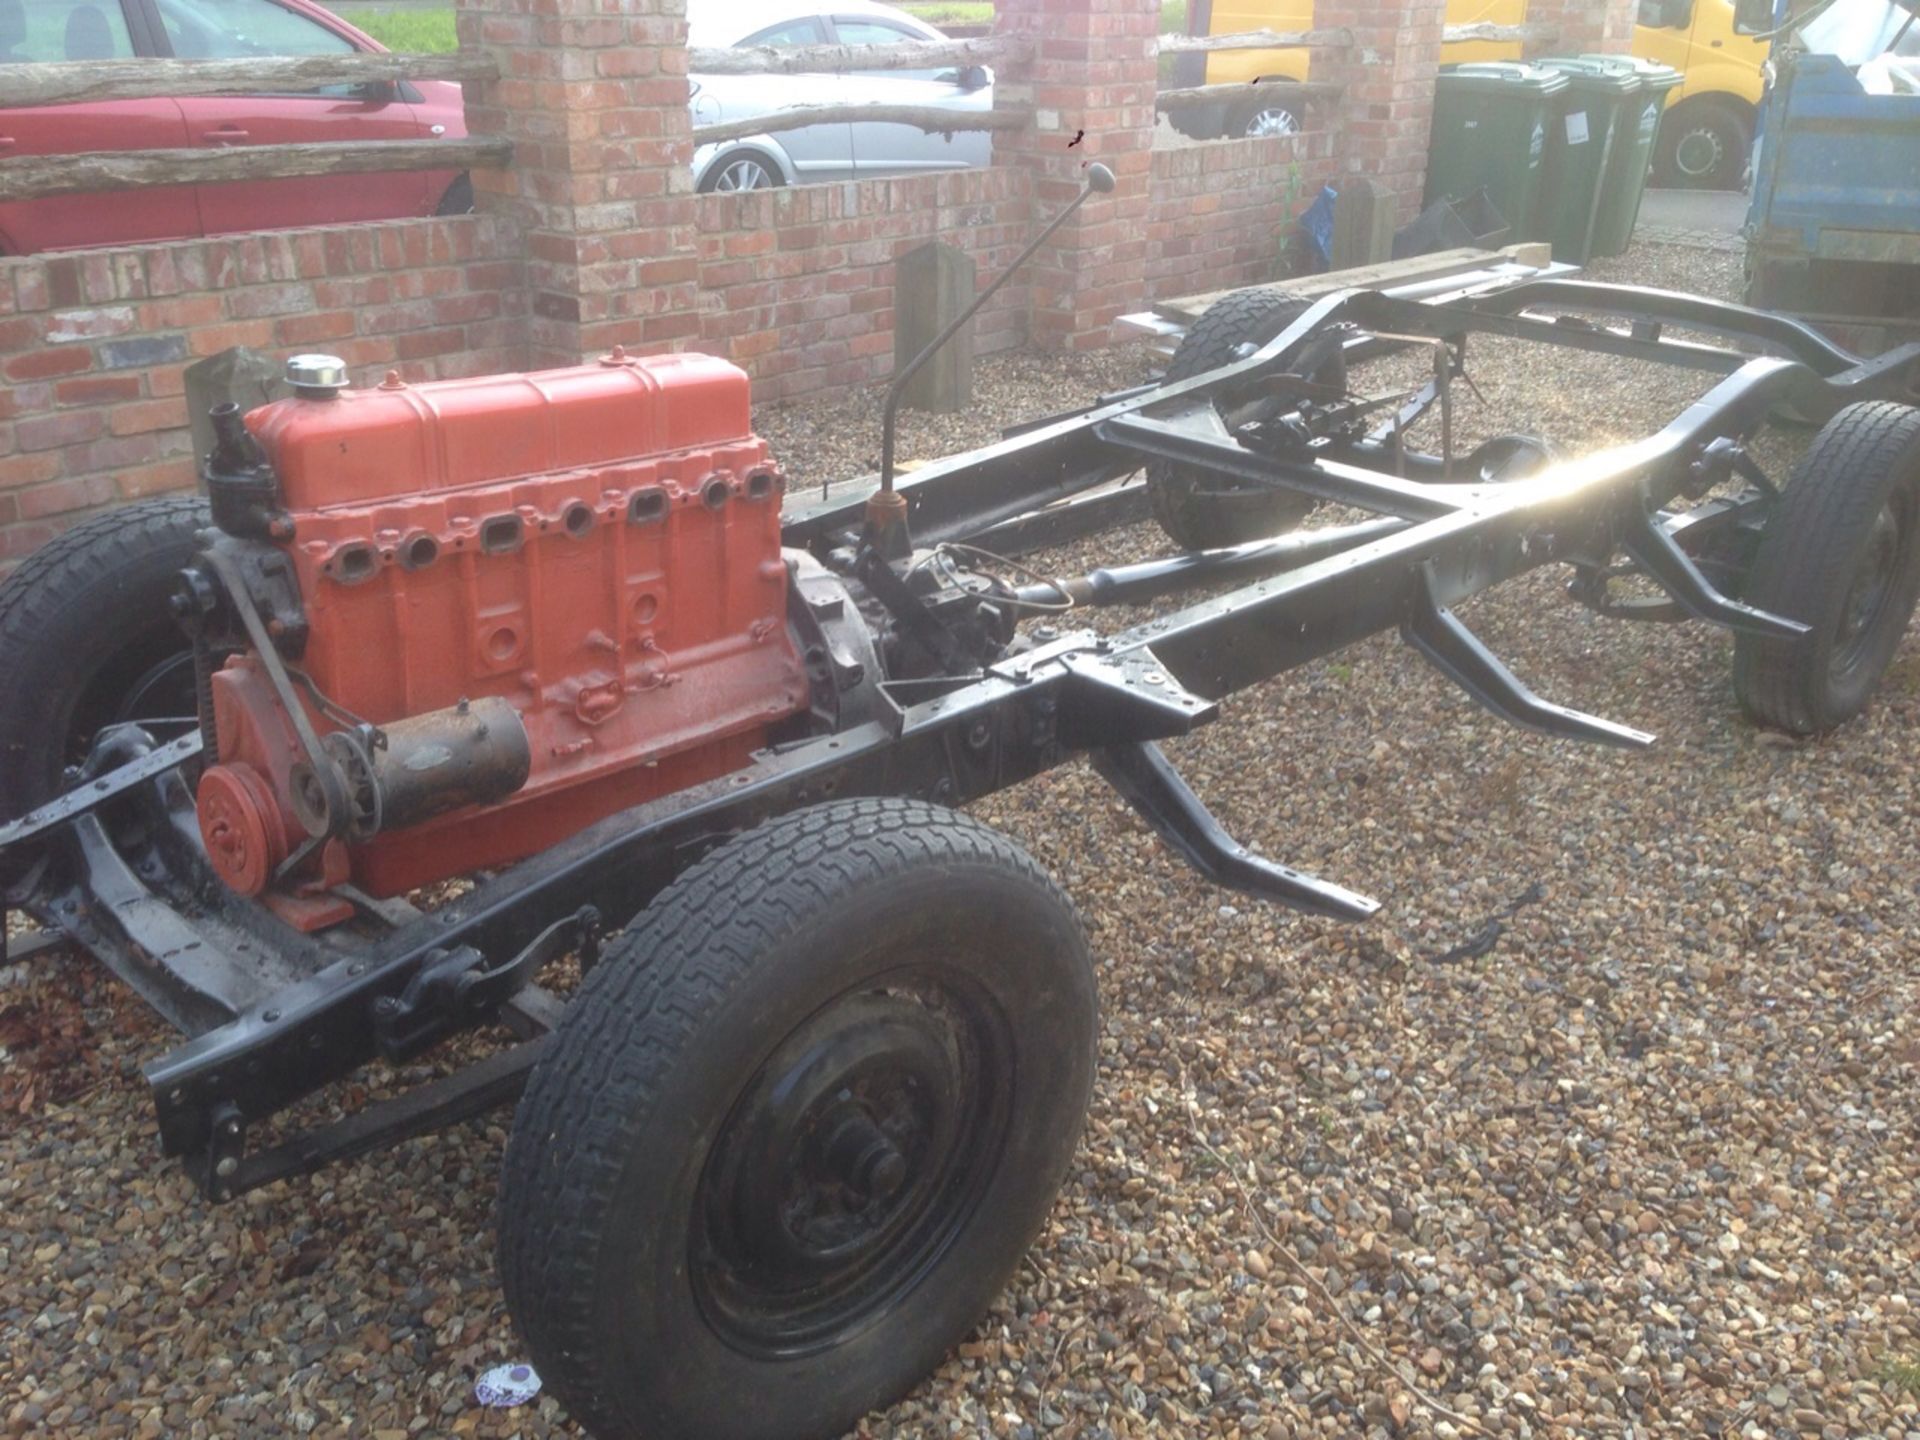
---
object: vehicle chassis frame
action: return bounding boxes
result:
[4,276,1917,1200]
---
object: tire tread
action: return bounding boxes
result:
[1734,401,1920,733]
[0,496,210,817]
[498,797,1088,1440]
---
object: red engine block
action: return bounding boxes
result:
[202,351,809,908]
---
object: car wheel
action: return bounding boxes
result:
[699,151,785,194]
[0,497,210,823]
[1233,96,1302,139]
[434,174,474,216]
[1653,100,1749,190]
[1145,288,1346,550]
[1734,402,1920,734]
[498,798,1097,1440]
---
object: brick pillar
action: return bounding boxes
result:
[991,0,1158,351]
[1318,0,1450,225]
[1526,0,1638,56]
[454,0,699,367]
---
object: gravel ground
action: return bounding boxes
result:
[6,240,1920,1440]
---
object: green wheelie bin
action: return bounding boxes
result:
[1575,54,1684,257]
[1536,57,1640,265]
[1425,62,1569,244]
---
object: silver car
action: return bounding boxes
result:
[689,0,994,192]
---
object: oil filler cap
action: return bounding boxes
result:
[286,353,348,399]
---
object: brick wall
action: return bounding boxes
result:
[693,168,1033,405]
[1146,132,1340,305]
[0,215,526,572]
[0,0,1470,573]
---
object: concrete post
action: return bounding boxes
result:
[894,241,975,413]
[453,0,700,366]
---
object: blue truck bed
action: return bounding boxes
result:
[1746,50,1920,349]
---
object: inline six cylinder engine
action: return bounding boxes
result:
[182,351,814,928]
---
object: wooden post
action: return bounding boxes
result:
[1330,177,1396,270]
[895,241,976,414]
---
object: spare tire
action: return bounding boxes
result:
[1146,288,1347,550]
[0,497,209,822]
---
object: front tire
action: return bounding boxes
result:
[498,798,1098,1440]
[698,149,785,194]
[1734,402,1920,734]
[0,496,209,821]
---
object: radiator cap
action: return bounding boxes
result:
[286,353,348,399]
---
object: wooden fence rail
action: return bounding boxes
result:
[693,104,1025,147]
[1154,27,1355,54]
[1154,79,1344,112]
[688,34,1029,77]
[1441,21,1559,42]
[0,52,497,109]
[0,137,510,203]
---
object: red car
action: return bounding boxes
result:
[0,0,468,255]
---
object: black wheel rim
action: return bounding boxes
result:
[66,643,200,768]
[1831,498,1908,681]
[690,972,1011,1359]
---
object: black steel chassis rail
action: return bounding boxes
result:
[779,282,1920,552]
[9,275,1919,1193]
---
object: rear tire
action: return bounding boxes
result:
[1733,402,1920,734]
[1653,98,1750,190]
[498,798,1098,1440]
[1146,288,1347,550]
[0,497,209,821]
[434,173,474,216]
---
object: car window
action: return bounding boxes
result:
[154,0,354,60]
[832,18,920,45]
[737,18,828,48]
[3,1,137,63]
[832,16,946,79]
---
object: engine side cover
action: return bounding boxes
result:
[233,352,808,897]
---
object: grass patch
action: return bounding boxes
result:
[353,3,1188,56]
[899,2,994,22]
[351,9,457,52]
[1880,1354,1920,1400]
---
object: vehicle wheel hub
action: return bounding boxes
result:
[1833,502,1904,677]
[1675,126,1724,179]
[1245,107,1300,138]
[691,983,1006,1358]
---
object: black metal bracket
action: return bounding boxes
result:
[1402,567,1656,750]
[0,730,202,855]
[372,906,597,1063]
[203,1102,246,1203]
[1055,649,1219,748]
[1092,740,1379,922]
[1621,503,1809,640]
[205,1038,549,1202]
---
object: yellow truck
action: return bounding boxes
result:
[1172,0,1764,187]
